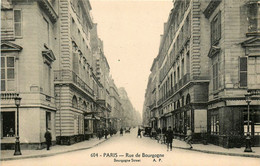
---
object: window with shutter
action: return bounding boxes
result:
[1,56,15,92]
[240,57,247,87]
[247,3,259,33]
[212,54,219,91]
[170,74,173,89]
[73,52,79,75]
[211,11,221,45]
[14,10,22,37]
[1,10,14,39]
[43,62,51,95]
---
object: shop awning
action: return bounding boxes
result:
[94,116,101,120]
[84,115,93,120]
[150,117,158,121]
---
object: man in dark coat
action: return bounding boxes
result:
[166,126,173,151]
[44,128,52,150]
[104,128,108,139]
[120,128,123,136]
[162,127,167,144]
[137,128,142,138]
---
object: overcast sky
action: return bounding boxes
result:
[91,0,173,116]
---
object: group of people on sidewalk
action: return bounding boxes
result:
[44,127,118,151]
[137,126,193,151]
[97,128,117,139]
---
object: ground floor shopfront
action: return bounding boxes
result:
[1,106,56,150]
[54,83,96,145]
[154,103,260,148]
[208,105,260,148]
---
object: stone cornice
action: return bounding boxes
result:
[203,0,222,19]
[241,37,260,47]
[207,45,220,58]
[1,41,23,52]
[38,0,58,23]
[42,46,56,65]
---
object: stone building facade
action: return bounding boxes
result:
[109,78,122,131]
[90,23,112,131]
[54,0,96,145]
[0,0,120,149]
[143,0,260,148]
[1,0,58,149]
[203,0,260,148]
[118,88,141,128]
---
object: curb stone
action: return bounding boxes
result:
[172,146,260,159]
[157,139,260,158]
[1,138,109,161]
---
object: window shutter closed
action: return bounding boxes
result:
[14,10,22,37]
[73,53,79,75]
[240,57,247,87]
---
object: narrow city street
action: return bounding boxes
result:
[1,128,259,166]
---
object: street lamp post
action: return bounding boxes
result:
[14,96,22,155]
[244,93,252,152]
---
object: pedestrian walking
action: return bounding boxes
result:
[157,128,161,135]
[109,128,113,137]
[137,128,142,138]
[156,128,161,143]
[162,127,167,144]
[120,128,123,136]
[44,128,52,150]
[166,126,173,151]
[185,127,193,149]
[151,127,156,139]
[104,128,108,139]
[97,129,102,139]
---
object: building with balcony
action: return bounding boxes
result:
[109,78,122,131]
[144,0,210,141]
[1,0,127,149]
[1,0,58,149]
[90,23,112,130]
[54,0,96,145]
[143,0,260,148]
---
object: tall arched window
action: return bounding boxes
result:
[186,94,191,105]
[83,101,87,111]
[177,100,180,109]
[72,96,78,108]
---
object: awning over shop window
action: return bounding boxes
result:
[151,117,157,121]
[84,115,93,120]
[85,115,101,120]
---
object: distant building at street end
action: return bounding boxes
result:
[118,87,141,128]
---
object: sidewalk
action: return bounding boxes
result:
[170,138,260,158]
[1,136,260,161]
[1,137,110,161]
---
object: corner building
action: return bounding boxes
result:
[203,0,260,148]
[154,0,209,142]
[1,0,58,149]
[144,0,260,148]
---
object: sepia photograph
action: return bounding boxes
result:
[1,0,260,165]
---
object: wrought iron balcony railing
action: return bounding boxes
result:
[54,70,94,96]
